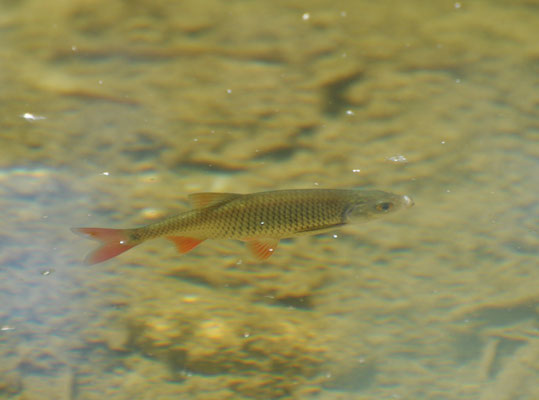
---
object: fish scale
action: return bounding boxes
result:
[72,188,413,264]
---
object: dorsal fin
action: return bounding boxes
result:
[188,192,242,209]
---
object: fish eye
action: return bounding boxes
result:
[375,202,393,212]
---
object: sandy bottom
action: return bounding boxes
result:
[0,0,537,399]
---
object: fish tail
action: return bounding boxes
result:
[71,227,138,265]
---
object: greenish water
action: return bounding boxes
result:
[0,1,537,399]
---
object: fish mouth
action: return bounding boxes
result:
[402,195,414,208]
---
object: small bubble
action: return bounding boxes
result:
[302,13,310,20]
[141,208,163,219]
[454,2,461,9]
[1,326,15,331]
[101,171,110,176]
[21,113,46,121]
[387,155,407,163]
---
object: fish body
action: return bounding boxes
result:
[72,189,413,265]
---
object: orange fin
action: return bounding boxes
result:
[188,192,241,209]
[245,238,279,260]
[167,236,205,254]
[71,227,136,265]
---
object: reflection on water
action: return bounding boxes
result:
[1,0,538,399]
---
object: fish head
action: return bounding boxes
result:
[344,190,414,223]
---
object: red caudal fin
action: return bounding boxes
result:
[71,227,137,265]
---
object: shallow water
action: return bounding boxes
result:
[0,0,537,399]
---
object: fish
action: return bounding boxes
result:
[71,188,413,265]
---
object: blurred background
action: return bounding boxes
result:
[0,0,537,399]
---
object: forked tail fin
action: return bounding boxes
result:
[71,227,138,265]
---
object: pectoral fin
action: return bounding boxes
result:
[245,238,279,260]
[295,222,346,234]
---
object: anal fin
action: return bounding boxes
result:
[167,236,205,254]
